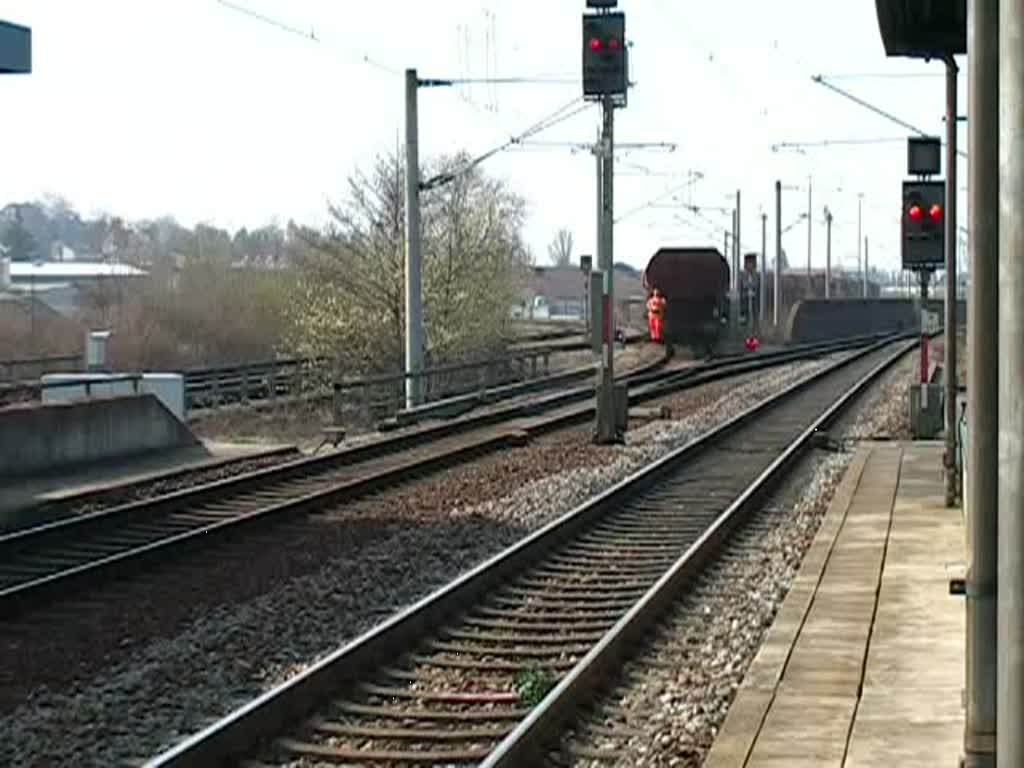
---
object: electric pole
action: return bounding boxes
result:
[404,68,425,409]
[582,2,627,444]
[857,193,865,297]
[824,206,833,299]
[596,94,616,443]
[943,54,958,508]
[864,236,869,297]
[732,191,741,329]
[760,212,767,329]
[806,176,813,277]
[774,180,782,327]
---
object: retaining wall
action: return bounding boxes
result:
[0,394,198,478]
[785,298,966,344]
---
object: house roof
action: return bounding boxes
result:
[526,265,645,301]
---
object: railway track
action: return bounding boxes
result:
[0,336,880,622]
[143,334,915,768]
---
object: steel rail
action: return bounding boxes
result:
[0,334,890,621]
[481,337,917,767]
[142,334,913,768]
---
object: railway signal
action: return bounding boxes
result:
[582,11,626,100]
[583,1,628,445]
[901,180,945,269]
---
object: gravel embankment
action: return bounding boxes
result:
[560,347,921,767]
[0,354,841,767]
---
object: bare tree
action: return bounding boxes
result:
[547,228,574,267]
[286,150,529,378]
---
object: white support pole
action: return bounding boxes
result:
[404,68,425,409]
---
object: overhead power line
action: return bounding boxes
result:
[420,99,593,191]
[771,137,907,151]
[811,75,968,159]
[216,0,318,40]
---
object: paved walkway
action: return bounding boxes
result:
[704,442,964,767]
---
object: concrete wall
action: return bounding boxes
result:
[0,394,198,478]
[784,297,967,344]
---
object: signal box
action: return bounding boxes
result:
[901,180,945,269]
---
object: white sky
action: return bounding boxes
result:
[0,0,965,272]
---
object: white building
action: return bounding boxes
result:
[7,261,148,317]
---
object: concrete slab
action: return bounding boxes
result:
[0,439,297,530]
[702,443,965,767]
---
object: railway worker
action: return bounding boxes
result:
[646,289,667,343]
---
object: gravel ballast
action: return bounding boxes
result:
[0,353,847,767]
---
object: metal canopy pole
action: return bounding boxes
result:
[944,56,959,507]
[1000,0,1024,761]
[964,0,999,765]
[404,68,425,409]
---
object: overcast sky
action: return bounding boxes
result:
[0,0,965,272]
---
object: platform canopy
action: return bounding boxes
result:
[0,20,31,74]
[875,0,965,59]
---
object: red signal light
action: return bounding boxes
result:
[589,37,602,51]
[929,203,942,221]
[908,204,922,220]
[608,37,621,50]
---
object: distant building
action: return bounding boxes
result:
[512,265,645,321]
[7,261,148,317]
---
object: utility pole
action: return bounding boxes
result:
[944,56,958,507]
[857,193,865,297]
[1000,0,1024,762]
[824,206,833,299]
[760,212,767,329]
[806,176,813,277]
[404,68,425,409]
[774,180,782,327]
[965,0,998,765]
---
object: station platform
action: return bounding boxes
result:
[705,441,965,767]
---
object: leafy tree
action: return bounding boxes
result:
[547,228,574,267]
[0,206,41,262]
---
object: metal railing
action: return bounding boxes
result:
[331,350,553,425]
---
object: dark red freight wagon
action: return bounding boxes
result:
[642,247,730,353]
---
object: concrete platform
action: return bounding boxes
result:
[0,440,298,530]
[704,442,965,768]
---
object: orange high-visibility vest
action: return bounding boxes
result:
[647,296,665,317]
